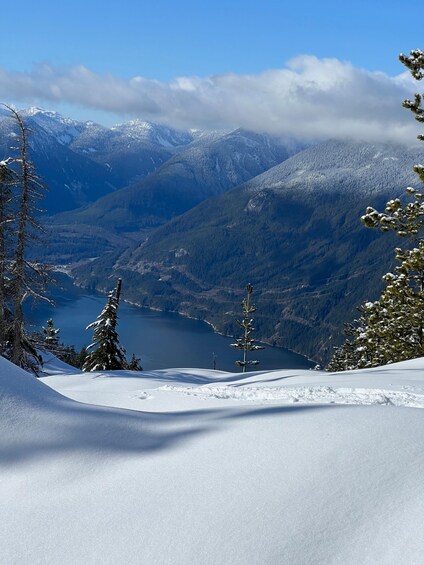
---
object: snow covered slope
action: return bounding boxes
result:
[2,355,424,564]
[241,139,420,197]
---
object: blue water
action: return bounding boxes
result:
[26,281,314,372]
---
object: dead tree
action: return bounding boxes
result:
[2,105,48,371]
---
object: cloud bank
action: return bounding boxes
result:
[0,56,421,142]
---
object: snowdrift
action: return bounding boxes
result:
[1,355,424,564]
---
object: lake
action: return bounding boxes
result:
[27,279,314,372]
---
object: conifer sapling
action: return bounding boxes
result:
[230,283,264,372]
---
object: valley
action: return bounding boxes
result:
[2,108,418,365]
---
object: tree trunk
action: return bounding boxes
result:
[8,108,30,367]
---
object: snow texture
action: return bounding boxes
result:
[243,139,422,198]
[1,355,424,564]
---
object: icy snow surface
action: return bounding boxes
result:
[1,355,424,564]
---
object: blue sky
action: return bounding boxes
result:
[2,0,419,77]
[0,0,422,140]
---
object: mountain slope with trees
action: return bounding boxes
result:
[51,129,298,234]
[42,129,299,263]
[72,140,421,364]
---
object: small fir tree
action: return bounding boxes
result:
[42,319,60,348]
[128,353,143,371]
[83,279,129,371]
[230,283,264,372]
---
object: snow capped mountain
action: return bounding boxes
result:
[111,119,194,147]
[19,107,88,145]
[0,108,196,213]
[242,139,420,196]
[0,110,120,213]
[11,108,194,149]
[68,120,182,187]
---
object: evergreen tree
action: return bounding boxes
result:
[128,353,143,371]
[41,318,61,352]
[328,49,424,370]
[230,283,264,372]
[328,246,424,370]
[83,279,129,371]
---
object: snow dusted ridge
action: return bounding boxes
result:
[15,106,194,148]
[2,355,424,564]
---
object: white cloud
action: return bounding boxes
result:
[0,56,421,142]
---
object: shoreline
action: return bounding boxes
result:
[58,271,316,365]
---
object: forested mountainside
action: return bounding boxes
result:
[72,140,420,363]
[50,129,298,232]
[44,129,299,262]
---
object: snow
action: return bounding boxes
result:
[111,119,193,147]
[1,355,424,564]
[244,139,422,197]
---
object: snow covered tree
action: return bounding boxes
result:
[230,283,264,372]
[29,319,64,361]
[361,49,424,238]
[329,49,424,370]
[41,318,60,348]
[83,278,129,371]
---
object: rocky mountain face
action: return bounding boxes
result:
[72,140,421,364]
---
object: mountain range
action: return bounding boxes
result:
[2,108,421,363]
[0,107,194,213]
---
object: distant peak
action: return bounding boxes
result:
[23,107,58,117]
[111,119,153,131]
